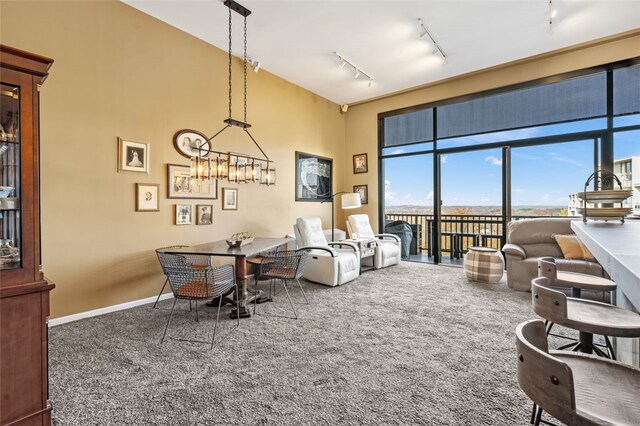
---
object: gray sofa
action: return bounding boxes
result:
[502,218,606,295]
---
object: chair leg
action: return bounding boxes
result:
[195,300,199,322]
[281,279,298,320]
[605,336,616,360]
[530,403,537,424]
[210,294,224,350]
[296,278,309,304]
[160,298,178,343]
[152,278,168,309]
[534,406,542,426]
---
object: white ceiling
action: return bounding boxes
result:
[123,0,640,105]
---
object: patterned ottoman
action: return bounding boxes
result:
[464,246,504,284]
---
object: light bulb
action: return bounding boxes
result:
[354,69,361,79]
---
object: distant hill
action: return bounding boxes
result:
[385,205,569,216]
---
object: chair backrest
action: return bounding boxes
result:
[537,257,558,283]
[156,245,189,274]
[346,214,376,239]
[515,319,576,425]
[531,277,568,324]
[294,217,328,247]
[507,218,572,258]
[164,262,235,300]
[263,250,310,280]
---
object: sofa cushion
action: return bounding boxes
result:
[553,234,596,261]
[508,218,574,245]
[521,243,564,258]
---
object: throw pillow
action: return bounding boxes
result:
[553,234,595,261]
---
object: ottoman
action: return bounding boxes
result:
[464,246,504,284]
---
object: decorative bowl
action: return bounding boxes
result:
[226,236,254,247]
[577,189,633,204]
[0,186,13,198]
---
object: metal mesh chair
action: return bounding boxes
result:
[154,246,211,309]
[256,250,309,319]
[158,252,239,349]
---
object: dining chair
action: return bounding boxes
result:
[255,249,310,319]
[516,319,640,426]
[158,252,239,349]
[154,245,211,309]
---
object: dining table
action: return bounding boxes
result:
[165,236,293,318]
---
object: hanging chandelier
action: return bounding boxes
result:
[190,0,275,186]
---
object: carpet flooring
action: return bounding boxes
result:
[49,261,539,425]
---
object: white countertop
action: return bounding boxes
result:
[572,221,640,309]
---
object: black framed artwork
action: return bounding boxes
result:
[295,151,333,202]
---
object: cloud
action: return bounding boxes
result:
[485,155,502,166]
[390,149,405,155]
[541,194,550,201]
[441,155,448,164]
[513,188,525,194]
[547,152,586,168]
[427,191,434,201]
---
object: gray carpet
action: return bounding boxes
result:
[50,261,538,425]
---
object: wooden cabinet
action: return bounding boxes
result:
[0,45,54,426]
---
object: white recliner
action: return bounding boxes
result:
[294,217,360,286]
[346,214,401,270]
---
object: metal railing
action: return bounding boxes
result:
[384,213,571,260]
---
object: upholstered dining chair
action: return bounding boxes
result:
[157,252,239,349]
[346,214,401,270]
[293,217,360,286]
[515,319,640,426]
[254,249,309,319]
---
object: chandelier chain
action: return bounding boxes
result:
[243,16,248,123]
[227,5,232,119]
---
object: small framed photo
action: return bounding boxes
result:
[222,188,238,210]
[175,204,193,225]
[354,184,368,205]
[196,204,213,225]
[118,137,150,174]
[353,153,368,174]
[135,183,160,212]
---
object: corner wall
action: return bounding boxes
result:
[342,30,640,230]
[0,0,345,318]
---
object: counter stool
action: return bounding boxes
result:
[531,277,640,359]
[516,319,640,426]
[538,257,616,299]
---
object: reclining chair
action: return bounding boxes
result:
[293,217,360,286]
[346,214,401,270]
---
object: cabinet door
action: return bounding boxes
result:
[0,68,38,286]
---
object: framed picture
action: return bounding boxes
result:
[167,163,217,199]
[353,153,368,174]
[135,183,160,212]
[175,204,192,225]
[295,151,332,202]
[118,137,149,174]
[354,184,368,205]
[196,204,213,225]
[222,188,238,210]
[173,129,210,159]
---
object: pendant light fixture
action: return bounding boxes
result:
[189,0,275,186]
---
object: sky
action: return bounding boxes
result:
[384,116,640,208]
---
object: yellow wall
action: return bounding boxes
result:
[342,30,640,229]
[0,0,345,318]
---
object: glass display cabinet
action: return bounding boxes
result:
[0,45,55,426]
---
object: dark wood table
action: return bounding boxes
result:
[165,237,292,318]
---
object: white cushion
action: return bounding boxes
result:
[347,214,376,239]
[295,217,328,247]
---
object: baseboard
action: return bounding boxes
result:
[48,293,174,327]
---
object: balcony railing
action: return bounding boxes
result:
[384,213,572,260]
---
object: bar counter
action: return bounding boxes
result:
[572,220,640,366]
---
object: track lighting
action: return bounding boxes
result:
[250,59,260,72]
[417,18,447,65]
[334,52,374,87]
[548,0,557,33]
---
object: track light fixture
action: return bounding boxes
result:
[250,59,260,72]
[417,18,447,66]
[548,0,557,34]
[334,52,374,87]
